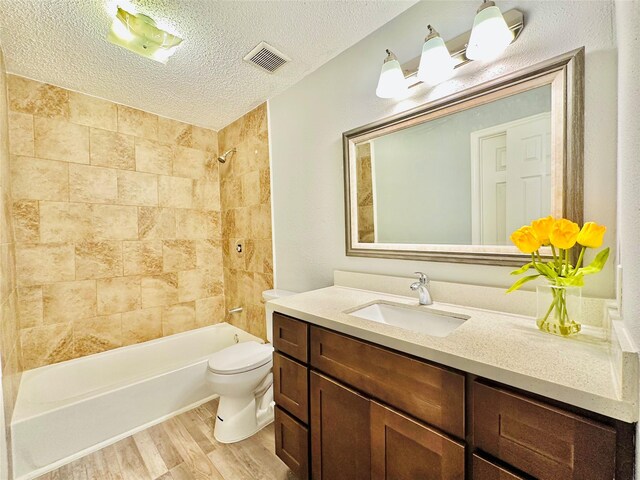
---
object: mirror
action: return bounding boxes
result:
[344,49,584,266]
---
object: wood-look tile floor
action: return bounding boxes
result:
[37,400,295,480]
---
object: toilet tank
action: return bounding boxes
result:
[263,289,297,343]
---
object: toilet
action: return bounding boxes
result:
[206,289,296,443]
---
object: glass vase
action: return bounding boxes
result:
[536,285,582,337]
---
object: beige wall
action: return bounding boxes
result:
[6,75,225,370]
[218,104,273,340]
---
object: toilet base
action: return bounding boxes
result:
[213,387,274,443]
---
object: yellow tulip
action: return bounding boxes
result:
[577,222,606,248]
[531,216,554,245]
[510,226,542,254]
[549,218,580,249]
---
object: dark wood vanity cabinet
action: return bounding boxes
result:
[272,312,633,480]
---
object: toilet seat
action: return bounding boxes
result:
[207,341,273,375]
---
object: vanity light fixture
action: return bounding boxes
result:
[375,49,408,99]
[108,7,183,64]
[417,25,454,86]
[466,1,514,60]
[376,5,523,98]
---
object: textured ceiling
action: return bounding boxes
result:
[0,0,416,130]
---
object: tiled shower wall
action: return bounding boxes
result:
[218,104,273,340]
[0,46,21,472]
[6,75,226,370]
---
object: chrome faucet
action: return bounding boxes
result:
[410,272,432,305]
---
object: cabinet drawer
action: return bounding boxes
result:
[310,326,464,438]
[274,352,308,423]
[273,313,308,363]
[371,402,464,480]
[275,406,309,480]
[472,455,525,480]
[473,381,617,480]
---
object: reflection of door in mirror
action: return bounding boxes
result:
[471,112,551,245]
[356,142,375,243]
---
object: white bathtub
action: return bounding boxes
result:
[11,323,261,480]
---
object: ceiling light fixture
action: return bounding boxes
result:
[417,25,454,86]
[466,0,514,60]
[375,49,408,99]
[107,7,183,64]
[375,5,523,98]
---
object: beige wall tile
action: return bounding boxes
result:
[192,126,218,153]
[7,75,69,119]
[138,207,176,239]
[69,163,118,203]
[11,156,69,201]
[39,201,92,243]
[141,273,178,308]
[251,204,272,239]
[123,240,163,276]
[195,296,225,327]
[16,243,75,285]
[75,241,123,279]
[69,92,117,131]
[17,286,43,329]
[259,168,271,205]
[122,307,161,345]
[176,209,220,240]
[43,280,96,325]
[90,128,135,170]
[20,323,74,370]
[241,171,260,207]
[193,178,220,212]
[195,239,223,272]
[92,204,138,240]
[178,269,223,303]
[34,117,89,164]
[158,117,193,147]
[162,240,196,272]
[135,138,172,175]
[117,170,158,206]
[12,200,40,243]
[97,276,140,315]
[117,105,158,140]
[162,302,196,336]
[8,111,34,156]
[74,314,122,356]
[173,146,209,179]
[158,176,192,208]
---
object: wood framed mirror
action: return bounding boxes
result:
[343,48,584,266]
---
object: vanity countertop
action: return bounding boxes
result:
[268,285,637,423]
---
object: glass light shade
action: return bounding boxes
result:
[466,4,514,61]
[108,7,183,64]
[417,35,454,86]
[376,58,408,99]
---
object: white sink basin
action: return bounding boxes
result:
[348,302,468,337]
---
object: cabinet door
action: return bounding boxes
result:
[310,372,370,480]
[370,402,465,480]
[473,381,617,480]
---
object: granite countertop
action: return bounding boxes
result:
[268,285,637,423]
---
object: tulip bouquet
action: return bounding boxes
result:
[508,217,609,336]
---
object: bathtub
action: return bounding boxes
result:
[11,322,262,480]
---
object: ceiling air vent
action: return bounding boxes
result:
[243,41,290,73]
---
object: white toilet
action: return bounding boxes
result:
[206,289,296,443]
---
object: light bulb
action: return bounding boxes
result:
[417,25,454,86]
[376,50,408,99]
[466,1,514,61]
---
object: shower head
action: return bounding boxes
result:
[217,148,236,163]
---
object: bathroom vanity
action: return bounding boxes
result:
[269,284,636,480]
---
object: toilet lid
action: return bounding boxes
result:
[207,341,273,374]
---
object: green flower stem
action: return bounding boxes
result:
[574,246,586,272]
[551,245,558,262]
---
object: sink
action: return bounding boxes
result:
[347,302,468,337]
